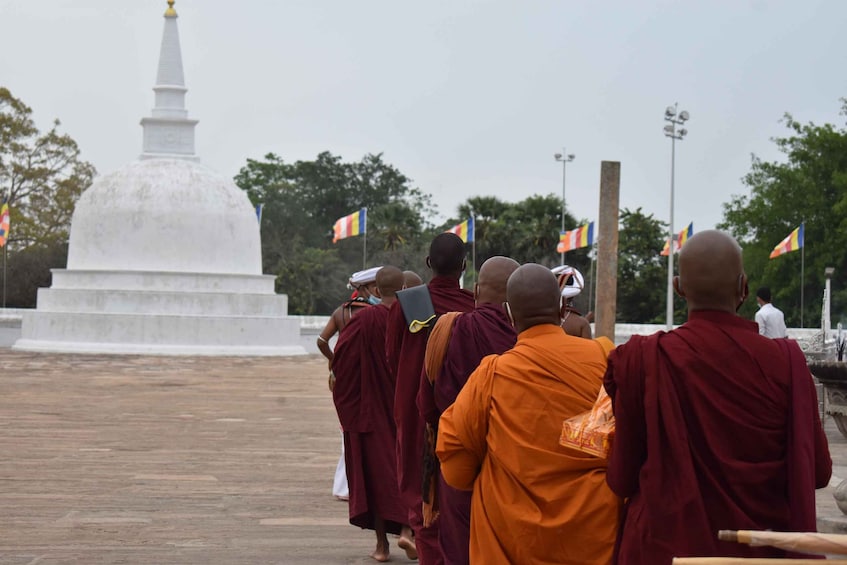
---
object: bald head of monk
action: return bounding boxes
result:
[427,233,466,278]
[476,256,520,305]
[403,270,423,289]
[506,263,561,333]
[675,230,748,314]
[375,265,405,306]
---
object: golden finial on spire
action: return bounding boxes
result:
[164,0,177,17]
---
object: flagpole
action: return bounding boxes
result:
[800,221,805,328]
[362,207,368,269]
[1,191,6,309]
[2,242,6,309]
[472,215,477,286]
[588,244,596,317]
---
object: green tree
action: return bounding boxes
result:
[616,208,670,323]
[720,100,847,327]
[235,151,435,314]
[0,87,96,250]
[454,193,582,268]
[449,193,593,306]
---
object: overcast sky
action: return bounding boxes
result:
[2,0,845,236]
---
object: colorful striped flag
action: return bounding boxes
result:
[446,217,474,243]
[558,222,594,253]
[0,197,9,248]
[769,224,804,259]
[660,222,694,256]
[333,208,367,243]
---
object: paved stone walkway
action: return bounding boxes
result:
[0,352,416,564]
[0,350,846,564]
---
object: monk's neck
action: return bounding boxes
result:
[429,275,461,289]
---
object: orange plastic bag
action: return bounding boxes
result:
[559,386,614,458]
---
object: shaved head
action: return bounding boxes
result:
[427,233,466,278]
[676,230,748,313]
[476,256,520,305]
[376,265,404,300]
[506,263,561,333]
[403,270,423,288]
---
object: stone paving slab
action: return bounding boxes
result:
[1,350,846,564]
[0,351,416,565]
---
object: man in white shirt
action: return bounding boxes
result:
[755,287,788,338]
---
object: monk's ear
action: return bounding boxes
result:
[474,283,480,302]
[673,275,685,298]
[426,256,432,271]
[737,274,749,311]
[373,286,383,299]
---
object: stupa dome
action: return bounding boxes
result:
[67,159,261,275]
[14,1,304,356]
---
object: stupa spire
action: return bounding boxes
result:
[140,0,198,160]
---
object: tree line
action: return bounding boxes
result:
[2,85,846,327]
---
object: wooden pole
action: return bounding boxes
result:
[595,161,620,341]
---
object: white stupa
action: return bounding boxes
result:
[14,1,305,355]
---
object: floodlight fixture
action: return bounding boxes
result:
[554,148,575,265]
[662,103,691,330]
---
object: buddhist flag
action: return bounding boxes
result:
[0,197,9,248]
[447,217,474,243]
[255,203,264,224]
[557,222,594,253]
[770,224,804,259]
[333,208,367,243]
[660,222,694,256]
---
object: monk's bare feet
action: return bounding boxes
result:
[398,527,417,560]
[370,546,390,562]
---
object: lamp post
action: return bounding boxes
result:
[663,104,689,330]
[554,150,575,265]
[825,267,835,342]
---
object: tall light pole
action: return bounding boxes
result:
[554,150,575,265]
[663,104,689,330]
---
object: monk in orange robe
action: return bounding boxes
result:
[436,263,620,564]
[332,266,414,562]
[604,230,832,564]
[418,256,519,565]
[387,233,475,564]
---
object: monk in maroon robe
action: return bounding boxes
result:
[604,230,832,565]
[418,256,519,565]
[386,233,475,565]
[333,266,413,562]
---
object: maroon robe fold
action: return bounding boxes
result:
[418,302,516,565]
[332,304,406,534]
[604,310,831,565]
[387,276,474,564]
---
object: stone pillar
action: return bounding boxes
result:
[595,161,620,341]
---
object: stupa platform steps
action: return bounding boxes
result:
[50,269,277,294]
[34,288,287,317]
[14,310,305,356]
